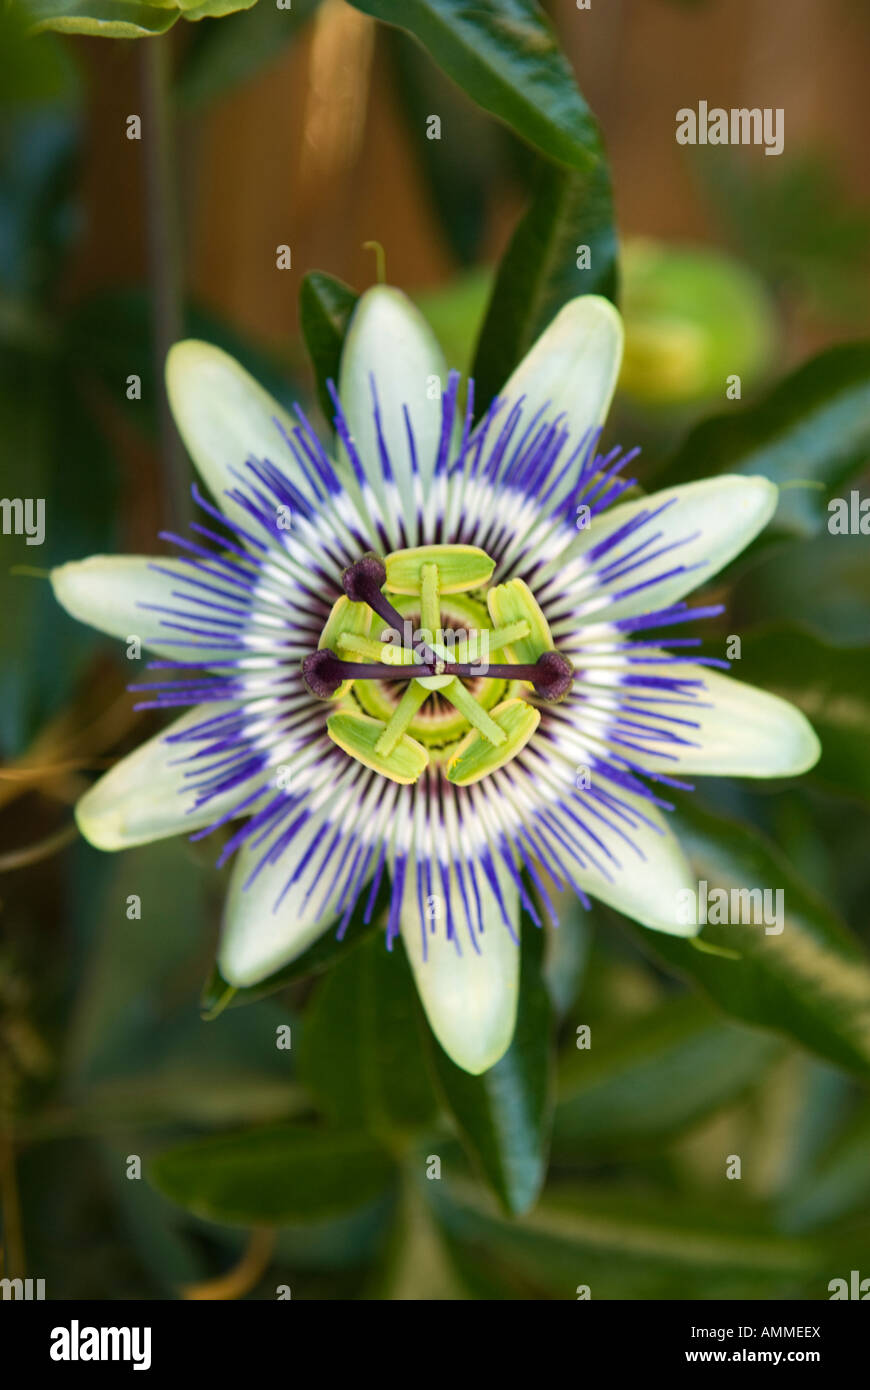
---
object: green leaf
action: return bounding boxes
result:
[372,1173,469,1299]
[737,627,870,806]
[63,841,297,1124]
[150,1124,396,1224]
[0,350,117,755]
[24,0,257,36]
[655,340,870,534]
[0,7,80,106]
[471,157,617,407]
[542,897,590,1018]
[176,0,257,20]
[298,935,437,1138]
[553,995,782,1155]
[107,1157,210,1293]
[424,914,553,1216]
[64,838,205,1085]
[299,270,360,425]
[348,0,604,174]
[272,1198,392,1271]
[779,1104,870,1232]
[384,28,500,267]
[633,800,870,1079]
[437,1180,827,1299]
[731,533,870,647]
[177,0,320,108]
[25,0,181,37]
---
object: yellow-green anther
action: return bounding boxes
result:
[487,579,554,663]
[385,544,494,595]
[465,619,531,663]
[375,680,430,757]
[337,631,416,666]
[441,678,507,747]
[327,711,429,784]
[318,595,372,697]
[420,561,441,636]
[446,698,541,785]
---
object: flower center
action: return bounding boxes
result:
[302,546,574,786]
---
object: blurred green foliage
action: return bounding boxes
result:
[697,149,870,328]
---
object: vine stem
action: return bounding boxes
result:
[141,37,189,530]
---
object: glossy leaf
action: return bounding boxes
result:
[736,627,870,805]
[437,1180,829,1299]
[348,0,604,174]
[299,270,360,425]
[150,1125,396,1224]
[25,0,181,37]
[656,340,870,534]
[25,0,257,36]
[472,157,617,407]
[633,800,870,1078]
[553,995,781,1155]
[298,935,437,1137]
[424,914,553,1216]
[177,0,258,23]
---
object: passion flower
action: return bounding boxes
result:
[51,289,820,1073]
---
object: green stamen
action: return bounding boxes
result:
[467,619,531,662]
[441,678,507,747]
[337,631,416,665]
[375,680,430,757]
[420,561,441,637]
[315,547,565,784]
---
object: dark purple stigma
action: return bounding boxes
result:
[445,650,574,701]
[342,554,388,604]
[303,647,431,698]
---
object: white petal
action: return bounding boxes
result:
[569,793,699,938]
[218,819,337,986]
[401,856,519,1074]
[218,769,386,986]
[636,664,821,778]
[76,703,248,850]
[339,286,447,498]
[545,475,778,626]
[51,555,208,660]
[166,340,300,527]
[499,295,623,443]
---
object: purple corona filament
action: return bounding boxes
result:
[125,375,729,959]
